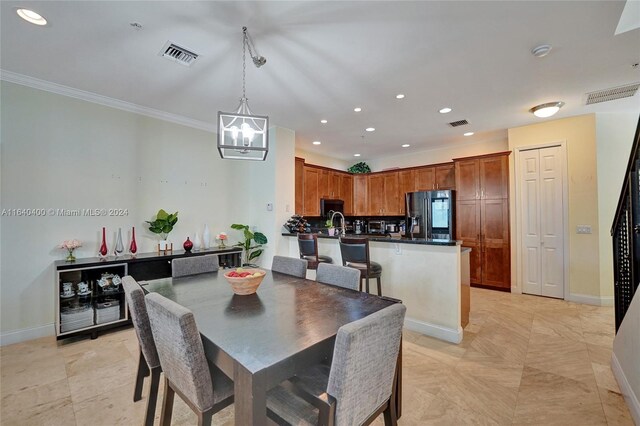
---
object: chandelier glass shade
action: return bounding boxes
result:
[218,27,268,161]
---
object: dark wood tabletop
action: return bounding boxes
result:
[143,270,397,425]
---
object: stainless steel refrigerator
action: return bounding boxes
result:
[405,190,456,240]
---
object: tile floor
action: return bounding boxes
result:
[0,288,634,425]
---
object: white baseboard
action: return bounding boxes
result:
[404,317,462,344]
[0,323,55,346]
[611,352,640,425]
[566,293,614,306]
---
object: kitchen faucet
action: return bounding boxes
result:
[330,211,346,236]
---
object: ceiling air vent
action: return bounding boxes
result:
[159,41,199,67]
[448,119,469,127]
[586,83,639,105]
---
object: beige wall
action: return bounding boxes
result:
[508,114,601,299]
[295,148,351,171]
[0,81,289,343]
[367,138,508,171]
[595,112,639,298]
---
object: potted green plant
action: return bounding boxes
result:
[146,209,178,249]
[231,224,268,266]
[325,218,336,236]
[347,161,371,174]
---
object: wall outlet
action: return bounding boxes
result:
[395,243,402,255]
[266,203,273,211]
[576,225,592,234]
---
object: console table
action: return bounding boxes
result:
[54,247,242,340]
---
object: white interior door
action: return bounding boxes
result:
[519,146,565,298]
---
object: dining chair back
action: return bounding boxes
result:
[145,293,234,425]
[297,233,333,270]
[172,254,219,278]
[316,263,360,291]
[122,276,161,426]
[271,255,308,278]
[338,237,383,295]
[329,303,406,425]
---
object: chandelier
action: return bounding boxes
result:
[217,27,269,161]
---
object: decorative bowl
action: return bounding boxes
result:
[223,268,266,295]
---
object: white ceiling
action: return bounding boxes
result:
[1,1,639,161]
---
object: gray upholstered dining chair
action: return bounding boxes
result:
[145,293,234,426]
[266,303,406,426]
[298,233,333,270]
[172,254,219,278]
[316,263,361,291]
[271,255,308,278]
[122,276,162,426]
[339,237,383,295]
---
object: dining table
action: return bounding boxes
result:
[142,268,402,425]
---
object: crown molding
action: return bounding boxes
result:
[0,69,216,133]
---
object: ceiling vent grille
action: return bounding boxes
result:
[448,119,469,127]
[586,83,639,105]
[159,42,199,67]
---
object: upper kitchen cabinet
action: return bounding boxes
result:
[339,174,354,215]
[415,166,435,191]
[454,159,480,200]
[435,163,456,190]
[479,155,509,199]
[353,174,368,216]
[367,172,400,215]
[295,157,304,214]
[302,166,320,216]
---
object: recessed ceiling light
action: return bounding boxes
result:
[312,141,321,145]
[531,44,552,58]
[320,119,327,124]
[354,153,361,157]
[16,8,47,26]
[354,107,362,112]
[401,144,410,148]
[529,101,564,118]
[396,94,405,99]
[365,127,375,132]
[464,132,474,136]
[439,107,452,114]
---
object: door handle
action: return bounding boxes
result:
[634,224,640,234]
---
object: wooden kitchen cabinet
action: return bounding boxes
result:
[415,166,435,191]
[367,174,385,215]
[454,152,511,291]
[366,172,400,215]
[353,174,368,216]
[435,163,456,190]
[318,169,330,199]
[302,166,320,216]
[398,169,416,213]
[384,172,401,215]
[295,157,304,214]
[340,174,354,215]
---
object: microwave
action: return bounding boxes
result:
[368,220,386,234]
[320,199,344,217]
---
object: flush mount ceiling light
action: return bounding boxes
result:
[439,107,452,114]
[354,107,362,112]
[401,144,410,148]
[217,27,268,161]
[464,132,474,136]
[365,127,375,132]
[312,141,321,145]
[320,119,327,124]
[530,101,565,118]
[17,8,47,25]
[396,94,405,99]
[531,44,552,58]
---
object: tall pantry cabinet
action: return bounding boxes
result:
[454,152,511,291]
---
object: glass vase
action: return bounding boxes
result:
[66,248,76,262]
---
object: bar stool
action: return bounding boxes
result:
[338,237,383,295]
[298,233,333,270]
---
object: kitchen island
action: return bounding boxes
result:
[281,233,470,343]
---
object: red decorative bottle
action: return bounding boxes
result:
[99,227,108,257]
[183,237,193,253]
[130,226,138,255]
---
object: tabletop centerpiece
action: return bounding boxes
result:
[223,267,266,295]
[59,239,82,262]
[146,209,178,254]
[216,232,228,249]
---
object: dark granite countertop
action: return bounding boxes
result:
[281,232,461,246]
